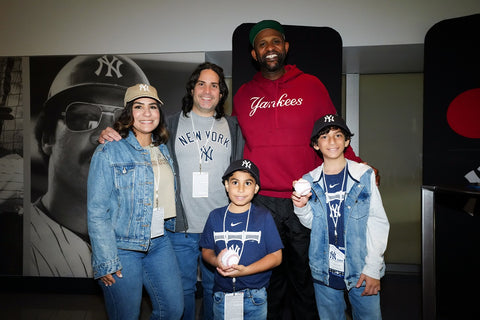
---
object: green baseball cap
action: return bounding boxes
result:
[249,20,285,46]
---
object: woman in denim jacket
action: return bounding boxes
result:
[292,114,389,320]
[88,84,183,320]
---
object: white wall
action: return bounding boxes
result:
[1,0,479,56]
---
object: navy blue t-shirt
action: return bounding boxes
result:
[200,203,283,292]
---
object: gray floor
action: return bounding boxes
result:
[0,274,421,320]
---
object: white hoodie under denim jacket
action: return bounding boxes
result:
[294,160,389,290]
[87,131,177,279]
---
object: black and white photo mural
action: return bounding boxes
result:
[26,53,205,277]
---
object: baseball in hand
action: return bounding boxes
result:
[221,249,240,267]
[294,178,311,196]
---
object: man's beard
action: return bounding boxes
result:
[258,51,286,73]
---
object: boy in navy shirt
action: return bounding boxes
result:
[200,159,283,320]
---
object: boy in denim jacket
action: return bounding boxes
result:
[291,114,389,320]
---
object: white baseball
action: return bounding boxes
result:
[221,249,240,267]
[294,178,311,196]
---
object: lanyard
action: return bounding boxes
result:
[323,163,347,240]
[222,203,251,292]
[147,144,161,208]
[190,114,215,172]
[222,203,251,259]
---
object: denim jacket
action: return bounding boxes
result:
[294,160,389,290]
[87,131,177,279]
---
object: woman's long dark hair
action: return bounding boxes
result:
[113,100,169,146]
[181,62,228,119]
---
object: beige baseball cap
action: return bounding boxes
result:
[124,83,164,106]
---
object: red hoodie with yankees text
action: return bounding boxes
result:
[233,65,362,198]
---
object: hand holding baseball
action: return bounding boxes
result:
[292,179,312,208]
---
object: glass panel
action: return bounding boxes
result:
[359,73,423,265]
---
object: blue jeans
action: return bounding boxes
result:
[169,232,214,320]
[313,281,382,320]
[213,287,267,320]
[99,234,184,320]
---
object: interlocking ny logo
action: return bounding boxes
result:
[95,55,124,78]
[242,160,252,169]
[138,84,150,92]
[324,115,335,122]
[200,146,213,162]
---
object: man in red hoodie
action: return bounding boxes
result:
[233,20,364,320]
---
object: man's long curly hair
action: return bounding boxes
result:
[181,62,228,120]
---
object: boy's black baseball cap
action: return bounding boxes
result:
[222,159,260,187]
[311,114,352,139]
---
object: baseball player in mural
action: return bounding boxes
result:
[30,55,150,277]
